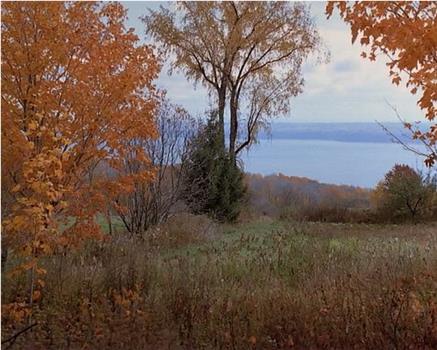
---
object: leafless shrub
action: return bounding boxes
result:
[114,98,199,235]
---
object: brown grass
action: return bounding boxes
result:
[2,218,437,349]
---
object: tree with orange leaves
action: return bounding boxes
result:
[1,1,159,324]
[327,1,436,166]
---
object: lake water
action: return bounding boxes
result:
[241,139,425,188]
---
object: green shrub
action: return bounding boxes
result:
[372,164,436,222]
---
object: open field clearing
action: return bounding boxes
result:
[3,219,437,349]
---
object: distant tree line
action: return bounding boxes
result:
[244,165,437,224]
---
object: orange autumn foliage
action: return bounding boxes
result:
[327,1,437,166]
[1,2,159,267]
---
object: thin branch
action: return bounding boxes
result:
[380,101,436,161]
[2,323,37,349]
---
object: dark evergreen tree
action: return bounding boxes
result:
[182,112,246,222]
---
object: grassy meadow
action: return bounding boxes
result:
[3,216,437,349]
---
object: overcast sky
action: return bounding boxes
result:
[123,1,423,123]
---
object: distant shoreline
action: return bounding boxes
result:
[252,122,431,144]
[256,136,419,145]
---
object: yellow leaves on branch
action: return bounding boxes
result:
[1,1,160,263]
[326,1,437,166]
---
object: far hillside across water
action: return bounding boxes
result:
[256,122,431,143]
[242,122,427,188]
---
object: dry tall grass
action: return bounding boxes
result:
[2,219,437,349]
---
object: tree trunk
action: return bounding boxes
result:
[1,245,8,273]
[106,210,113,235]
[217,86,226,150]
[229,90,238,162]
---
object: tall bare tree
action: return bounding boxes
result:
[144,2,326,158]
